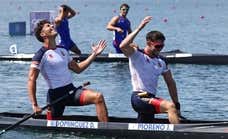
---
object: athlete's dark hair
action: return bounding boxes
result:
[120,3,130,10]
[34,20,50,42]
[146,31,166,42]
[60,4,68,11]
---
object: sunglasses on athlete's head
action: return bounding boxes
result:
[121,8,129,12]
[154,44,164,49]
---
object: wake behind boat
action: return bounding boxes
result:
[0,112,228,139]
[0,50,228,65]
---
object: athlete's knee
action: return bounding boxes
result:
[167,102,177,113]
[94,93,105,104]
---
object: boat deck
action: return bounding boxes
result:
[0,112,228,139]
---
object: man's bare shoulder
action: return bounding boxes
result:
[121,43,137,57]
[129,43,139,49]
[111,16,120,22]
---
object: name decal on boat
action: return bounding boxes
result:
[47,120,98,129]
[128,123,174,131]
[108,53,125,58]
[166,53,192,58]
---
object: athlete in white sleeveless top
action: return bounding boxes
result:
[120,16,181,124]
[31,47,73,89]
[28,20,108,122]
[129,50,169,95]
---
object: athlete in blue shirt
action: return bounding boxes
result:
[107,3,132,53]
[55,4,81,55]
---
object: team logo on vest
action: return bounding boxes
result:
[158,62,162,67]
[48,54,53,59]
[146,57,150,63]
[60,50,65,56]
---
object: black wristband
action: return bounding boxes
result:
[175,102,180,110]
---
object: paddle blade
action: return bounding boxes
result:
[0,130,6,135]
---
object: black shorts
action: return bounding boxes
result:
[131,91,163,123]
[47,83,84,118]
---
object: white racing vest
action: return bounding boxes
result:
[129,50,169,95]
[31,47,73,89]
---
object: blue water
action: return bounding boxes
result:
[1,0,228,138]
